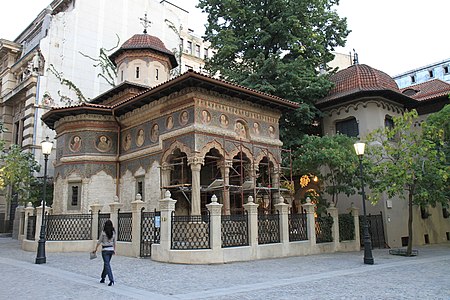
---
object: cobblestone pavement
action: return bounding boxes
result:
[1,237,449,299]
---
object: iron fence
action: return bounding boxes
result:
[221,212,249,248]
[26,215,36,240]
[339,213,355,241]
[315,215,333,243]
[140,210,161,257]
[288,213,308,242]
[46,214,92,241]
[98,213,111,239]
[257,212,280,244]
[171,212,210,250]
[117,212,132,242]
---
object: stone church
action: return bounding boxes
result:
[42,31,298,216]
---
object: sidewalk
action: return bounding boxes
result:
[1,237,449,299]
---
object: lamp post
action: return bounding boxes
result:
[35,137,53,264]
[354,142,374,265]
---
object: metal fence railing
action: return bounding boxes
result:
[98,213,111,239]
[315,215,333,243]
[171,212,210,250]
[27,215,36,240]
[339,213,355,241]
[46,214,92,241]
[117,212,132,242]
[257,212,280,244]
[221,212,249,248]
[288,213,308,242]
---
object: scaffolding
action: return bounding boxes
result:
[161,136,293,215]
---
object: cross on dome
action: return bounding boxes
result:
[139,13,152,34]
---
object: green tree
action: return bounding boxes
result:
[198,0,350,147]
[293,134,360,205]
[366,110,449,256]
[0,145,41,204]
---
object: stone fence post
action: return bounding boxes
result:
[23,202,34,240]
[327,202,339,251]
[109,196,123,234]
[15,205,25,240]
[157,191,177,260]
[302,197,316,246]
[350,205,360,250]
[90,203,103,241]
[274,196,289,245]
[206,194,223,251]
[243,196,259,257]
[34,204,52,241]
[131,194,146,257]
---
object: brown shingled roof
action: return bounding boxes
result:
[109,34,177,68]
[317,64,416,108]
[401,79,450,102]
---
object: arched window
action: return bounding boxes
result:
[335,117,358,137]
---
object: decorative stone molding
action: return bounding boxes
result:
[197,139,226,159]
[326,99,404,117]
[187,156,205,166]
[228,144,253,161]
[161,140,193,163]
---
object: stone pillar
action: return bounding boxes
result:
[160,162,173,198]
[159,191,177,254]
[34,204,52,241]
[90,203,104,241]
[188,156,204,216]
[24,202,34,240]
[350,205,360,249]
[271,167,280,205]
[206,194,223,251]
[327,202,339,251]
[219,160,232,215]
[302,197,316,246]
[131,194,146,257]
[109,196,123,234]
[274,196,289,245]
[14,205,25,240]
[243,196,259,256]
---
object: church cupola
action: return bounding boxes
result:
[109,14,178,87]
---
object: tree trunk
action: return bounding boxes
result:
[407,192,413,256]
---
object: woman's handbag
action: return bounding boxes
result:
[90,251,97,260]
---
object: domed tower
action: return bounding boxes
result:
[109,29,178,87]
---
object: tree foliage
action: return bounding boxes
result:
[293,134,361,205]
[0,145,41,204]
[197,0,350,147]
[366,110,449,255]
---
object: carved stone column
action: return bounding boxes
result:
[188,156,204,216]
[160,162,173,198]
[219,160,233,215]
[271,167,281,205]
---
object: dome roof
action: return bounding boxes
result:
[109,34,178,68]
[318,64,404,106]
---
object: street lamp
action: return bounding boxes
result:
[35,137,53,264]
[354,142,374,265]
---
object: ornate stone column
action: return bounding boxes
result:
[131,194,146,257]
[243,195,259,257]
[188,156,204,216]
[271,167,281,205]
[206,194,223,251]
[274,196,289,245]
[160,162,173,198]
[218,160,232,215]
[302,197,317,247]
[156,191,177,261]
[327,202,339,251]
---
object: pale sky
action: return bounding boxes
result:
[1,0,448,76]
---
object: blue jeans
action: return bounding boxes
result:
[101,250,114,282]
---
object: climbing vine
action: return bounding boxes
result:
[47,64,88,104]
[165,19,183,76]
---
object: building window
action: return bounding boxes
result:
[195,44,200,57]
[204,48,209,59]
[68,183,81,210]
[136,67,140,79]
[187,41,192,54]
[335,118,359,137]
[410,75,416,83]
[155,68,159,81]
[444,66,449,74]
[428,70,434,78]
[385,116,394,129]
[136,176,144,200]
[180,38,184,50]
[13,119,25,147]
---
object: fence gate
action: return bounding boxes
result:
[359,212,386,249]
[140,210,160,257]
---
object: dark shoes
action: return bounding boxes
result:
[108,281,114,286]
[100,278,105,283]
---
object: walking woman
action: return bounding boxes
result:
[93,220,116,286]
